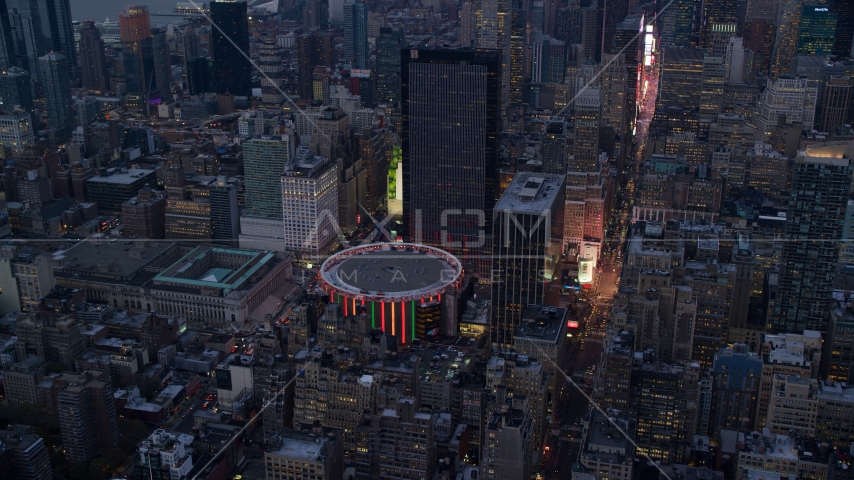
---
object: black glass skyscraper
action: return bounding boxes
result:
[401,47,500,251]
[376,27,403,104]
[210,0,251,96]
[38,52,72,144]
[17,0,75,79]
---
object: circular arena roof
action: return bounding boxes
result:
[319,243,464,302]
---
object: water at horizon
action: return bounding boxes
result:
[70,0,183,22]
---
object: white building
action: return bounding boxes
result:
[281,152,339,256]
[136,429,194,479]
[756,76,817,140]
[0,111,34,153]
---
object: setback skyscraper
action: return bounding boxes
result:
[401,47,501,253]
[771,144,853,333]
[210,0,251,96]
[491,173,565,347]
[78,21,109,93]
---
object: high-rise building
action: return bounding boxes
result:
[491,173,565,348]
[481,396,534,480]
[119,6,155,101]
[771,144,852,333]
[265,426,343,480]
[78,21,109,93]
[755,76,817,140]
[16,0,75,79]
[571,87,601,173]
[258,38,284,105]
[819,76,852,133]
[709,346,762,436]
[210,0,251,96]
[0,425,52,480]
[0,111,33,153]
[459,1,476,46]
[210,176,239,247]
[0,67,32,115]
[182,26,209,95]
[797,4,838,56]
[658,48,704,111]
[119,5,151,42]
[541,119,568,174]
[343,1,368,69]
[770,0,805,78]
[302,0,327,29]
[0,0,15,72]
[830,0,854,58]
[509,7,528,105]
[600,53,627,134]
[659,0,694,48]
[355,399,436,479]
[121,186,166,239]
[151,28,172,98]
[243,135,295,219]
[38,52,72,144]
[701,0,738,48]
[133,429,194,480]
[280,152,339,255]
[700,54,726,123]
[56,370,120,463]
[401,47,501,250]
[531,32,565,85]
[375,28,403,104]
[297,32,334,100]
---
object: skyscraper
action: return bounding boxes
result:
[771,144,852,333]
[531,32,565,85]
[658,47,704,111]
[151,27,172,98]
[659,0,695,48]
[770,0,805,78]
[797,4,838,56]
[700,54,726,122]
[755,76,817,140]
[297,32,334,100]
[182,26,209,95]
[600,53,627,134]
[830,0,854,58]
[541,118,568,174]
[819,76,851,133]
[459,1,476,46]
[700,0,738,48]
[509,7,528,104]
[119,6,155,99]
[210,0,251,96]
[243,136,295,219]
[401,47,501,251]
[0,0,14,71]
[343,0,368,69]
[38,53,72,143]
[491,173,565,348]
[16,0,75,78]
[56,371,120,463]
[376,28,403,104]
[0,66,32,115]
[210,177,240,247]
[571,87,601,173]
[78,21,109,93]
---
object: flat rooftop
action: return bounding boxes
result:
[53,238,175,281]
[495,173,564,213]
[321,243,462,298]
[154,246,278,293]
[86,168,156,185]
[516,305,566,343]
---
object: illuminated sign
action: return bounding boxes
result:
[815,7,828,10]
[578,257,593,284]
[567,321,579,329]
